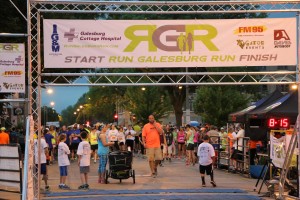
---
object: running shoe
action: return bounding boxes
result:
[45,185,50,191]
[78,185,86,190]
[210,181,217,187]
[62,185,70,189]
[84,184,89,189]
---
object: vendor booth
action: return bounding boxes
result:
[246,91,298,141]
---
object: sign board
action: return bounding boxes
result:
[0,145,21,189]
[0,43,25,93]
[43,18,297,68]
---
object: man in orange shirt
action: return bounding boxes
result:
[0,127,10,144]
[142,115,163,178]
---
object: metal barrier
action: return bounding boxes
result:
[217,136,250,176]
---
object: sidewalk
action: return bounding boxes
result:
[2,155,272,200]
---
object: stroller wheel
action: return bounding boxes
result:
[105,170,109,184]
[132,170,135,184]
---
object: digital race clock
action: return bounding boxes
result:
[267,118,289,129]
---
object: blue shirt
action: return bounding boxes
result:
[44,133,54,149]
[70,129,81,144]
[59,130,70,145]
[97,135,109,155]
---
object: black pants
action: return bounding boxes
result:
[249,148,257,165]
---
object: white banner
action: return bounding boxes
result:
[0,43,25,93]
[270,134,286,168]
[43,18,297,68]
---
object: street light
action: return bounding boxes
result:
[291,83,298,90]
[47,88,53,94]
[50,101,55,107]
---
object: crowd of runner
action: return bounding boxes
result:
[0,120,261,190]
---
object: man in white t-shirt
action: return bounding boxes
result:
[34,135,49,190]
[197,135,216,187]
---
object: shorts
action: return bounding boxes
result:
[212,144,220,150]
[91,144,98,151]
[146,147,162,161]
[80,166,90,174]
[59,166,68,176]
[199,164,213,175]
[186,143,194,150]
[232,149,243,161]
[161,144,167,154]
[126,140,134,150]
[70,143,79,151]
[36,163,47,175]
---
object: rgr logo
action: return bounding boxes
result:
[51,24,60,52]
[124,24,219,53]
[0,44,19,51]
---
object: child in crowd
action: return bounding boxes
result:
[77,131,91,190]
[57,134,71,189]
[197,135,217,187]
[34,132,49,191]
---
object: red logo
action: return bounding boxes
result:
[274,30,290,40]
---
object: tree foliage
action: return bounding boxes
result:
[193,86,250,127]
[124,87,172,124]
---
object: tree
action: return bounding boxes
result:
[193,86,250,127]
[124,87,172,124]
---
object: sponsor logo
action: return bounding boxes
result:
[64,29,119,43]
[2,71,23,76]
[51,24,60,52]
[234,26,266,37]
[2,82,24,90]
[64,28,78,42]
[124,24,219,53]
[15,56,22,63]
[274,30,291,48]
[0,56,24,67]
[236,40,264,50]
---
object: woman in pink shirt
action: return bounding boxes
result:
[177,127,186,159]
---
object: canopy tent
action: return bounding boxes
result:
[228,89,284,123]
[245,91,298,141]
[247,91,298,120]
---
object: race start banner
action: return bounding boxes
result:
[43,18,296,68]
[0,43,25,93]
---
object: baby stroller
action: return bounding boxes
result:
[106,151,135,184]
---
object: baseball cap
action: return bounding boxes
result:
[0,127,5,131]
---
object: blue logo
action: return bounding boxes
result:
[51,24,60,52]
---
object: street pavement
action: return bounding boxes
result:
[2,154,272,200]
